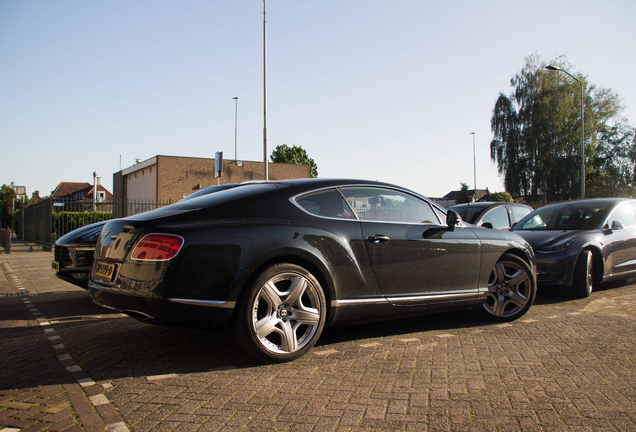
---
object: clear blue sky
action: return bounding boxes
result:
[2,0,635,199]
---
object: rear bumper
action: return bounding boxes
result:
[89,280,234,328]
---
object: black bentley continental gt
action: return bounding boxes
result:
[89,179,537,362]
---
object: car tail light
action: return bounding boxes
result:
[131,234,184,261]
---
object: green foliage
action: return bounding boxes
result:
[490,54,635,201]
[0,184,16,230]
[270,144,318,178]
[455,183,471,204]
[52,211,113,238]
[489,191,514,202]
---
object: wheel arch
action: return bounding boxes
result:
[581,245,604,285]
[502,247,534,269]
[236,252,336,324]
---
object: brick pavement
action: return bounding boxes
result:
[2,238,636,431]
[1,240,127,432]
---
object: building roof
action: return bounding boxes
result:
[50,182,92,198]
[441,188,490,202]
[50,182,112,200]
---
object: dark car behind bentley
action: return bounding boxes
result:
[512,198,636,298]
[449,202,532,230]
[53,221,107,288]
[88,179,537,362]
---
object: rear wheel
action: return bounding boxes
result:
[231,263,326,363]
[480,254,536,322]
[573,250,593,298]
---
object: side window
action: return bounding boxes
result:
[609,203,636,228]
[340,187,440,224]
[295,189,356,219]
[481,206,510,229]
[511,206,531,222]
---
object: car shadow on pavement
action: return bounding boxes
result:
[533,277,636,305]
[27,290,502,378]
[319,308,485,347]
[25,278,636,381]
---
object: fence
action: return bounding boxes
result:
[23,198,172,248]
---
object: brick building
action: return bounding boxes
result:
[113,155,311,216]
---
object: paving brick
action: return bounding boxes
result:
[5,242,636,431]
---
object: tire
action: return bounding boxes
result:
[572,250,593,298]
[480,254,536,322]
[231,263,327,363]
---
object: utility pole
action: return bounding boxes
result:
[263,0,268,180]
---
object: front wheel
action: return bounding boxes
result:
[231,263,327,363]
[572,250,593,298]
[480,254,536,322]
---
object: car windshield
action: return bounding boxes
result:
[516,203,610,231]
[452,206,487,224]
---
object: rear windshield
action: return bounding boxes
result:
[452,206,486,224]
[126,183,286,221]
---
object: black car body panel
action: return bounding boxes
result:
[52,220,107,289]
[512,198,636,289]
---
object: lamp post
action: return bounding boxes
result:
[470,132,476,203]
[546,64,585,199]
[10,182,15,239]
[232,97,238,161]
[263,0,268,180]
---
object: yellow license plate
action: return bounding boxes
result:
[95,262,116,280]
[52,261,60,271]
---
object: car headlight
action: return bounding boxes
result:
[537,237,573,253]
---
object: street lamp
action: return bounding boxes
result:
[263,0,268,180]
[546,64,585,199]
[470,132,476,203]
[232,97,238,161]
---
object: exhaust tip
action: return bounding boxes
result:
[123,309,155,322]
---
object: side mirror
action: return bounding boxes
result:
[446,210,461,231]
[368,196,380,205]
[611,220,625,230]
[481,222,494,229]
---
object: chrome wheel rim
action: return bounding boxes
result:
[251,272,322,354]
[484,260,531,318]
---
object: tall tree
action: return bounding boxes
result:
[455,183,471,204]
[0,184,16,230]
[490,54,635,201]
[270,144,318,178]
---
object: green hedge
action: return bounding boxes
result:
[53,211,113,238]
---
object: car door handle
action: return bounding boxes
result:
[368,235,390,244]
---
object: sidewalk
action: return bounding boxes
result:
[0,240,126,432]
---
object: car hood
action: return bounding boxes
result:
[55,220,108,245]
[512,229,588,248]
